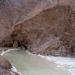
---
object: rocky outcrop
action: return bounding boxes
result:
[0,56,12,69]
[0,56,20,75]
[0,0,75,56]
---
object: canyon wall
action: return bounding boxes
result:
[0,0,75,56]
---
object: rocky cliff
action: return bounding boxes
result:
[0,0,75,56]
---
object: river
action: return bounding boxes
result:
[2,49,75,75]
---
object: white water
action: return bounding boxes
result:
[38,55,75,75]
[1,49,75,75]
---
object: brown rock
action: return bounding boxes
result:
[10,5,75,56]
[0,56,20,75]
[0,68,20,75]
[0,56,12,70]
[0,0,75,56]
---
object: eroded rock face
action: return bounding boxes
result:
[0,0,75,56]
[8,5,75,56]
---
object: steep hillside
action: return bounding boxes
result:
[0,0,75,56]
[2,5,75,56]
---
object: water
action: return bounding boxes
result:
[2,49,72,75]
[38,55,75,75]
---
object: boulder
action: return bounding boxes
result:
[0,56,20,75]
[0,56,12,70]
[0,68,20,75]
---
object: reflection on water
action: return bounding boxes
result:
[3,50,70,75]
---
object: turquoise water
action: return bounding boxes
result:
[4,50,70,75]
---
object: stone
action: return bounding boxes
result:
[0,0,75,56]
[10,5,75,56]
[0,56,20,75]
[0,68,20,75]
[0,56,12,70]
